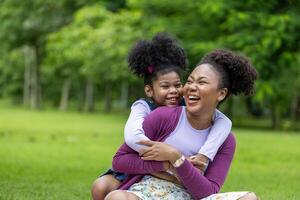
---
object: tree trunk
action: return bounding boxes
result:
[104,83,112,113]
[296,96,300,121]
[77,82,85,112]
[84,77,94,112]
[271,104,280,129]
[23,45,31,107]
[120,81,128,109]
[291,95,300,121]
[59,77,71,111]
[29,46,39,109]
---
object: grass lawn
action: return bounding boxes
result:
[0,106,299,200]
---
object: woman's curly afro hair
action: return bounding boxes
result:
[128,33,187,85]
[199,49,258,97]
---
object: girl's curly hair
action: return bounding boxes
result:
[128,33,187,85]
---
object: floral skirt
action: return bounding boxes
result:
[128,175,249,200]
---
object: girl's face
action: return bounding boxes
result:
[183,64,227,115]
[145,71,183,107]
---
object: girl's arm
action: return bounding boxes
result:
[198,109,232,161]
[124,100,152,152]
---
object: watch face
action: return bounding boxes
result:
[173,155,185,168]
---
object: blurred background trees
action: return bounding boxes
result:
[0,0,299,130]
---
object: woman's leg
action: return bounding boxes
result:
[238,192,259,200]
[104,190,140,200]
[91,175,121,200]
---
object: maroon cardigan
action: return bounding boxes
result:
[112,106,236,199]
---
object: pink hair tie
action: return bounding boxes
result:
[147,65,154,74]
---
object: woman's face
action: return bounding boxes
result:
[183,64,227,115]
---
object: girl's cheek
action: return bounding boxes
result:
[178,88,183,96]
[183,85,188,95]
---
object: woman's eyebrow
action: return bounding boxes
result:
[189,75,207,81]
[197,77,208,80]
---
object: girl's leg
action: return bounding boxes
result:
[104,190,140,200]
[91,175,121,200]
[238,192,259,200]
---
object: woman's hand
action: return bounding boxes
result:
[151,171,182,185]
[137,140,181,163]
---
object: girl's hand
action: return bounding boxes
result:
[137,140,181,163]
[187,153,209,174]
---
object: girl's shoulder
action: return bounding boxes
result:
[129,98,157,116]
[139,98,158,111]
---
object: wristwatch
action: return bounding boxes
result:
[172,155,185,168]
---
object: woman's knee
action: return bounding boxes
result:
[104,190,139,200]
[239,192,259,200]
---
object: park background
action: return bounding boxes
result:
[0,0,299,199]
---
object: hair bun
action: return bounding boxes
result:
[128,33,187,78]
[202,49,258,96]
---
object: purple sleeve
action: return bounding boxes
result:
[112,143,165,174]
[112,107,181,174]
[175,134,236,199]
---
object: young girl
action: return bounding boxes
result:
[91,33,232,200]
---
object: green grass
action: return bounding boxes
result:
[0,106,299,200]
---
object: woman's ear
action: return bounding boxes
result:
[144,85,153,98]
[217,88,228,102]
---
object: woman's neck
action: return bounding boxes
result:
[186,108,214,130]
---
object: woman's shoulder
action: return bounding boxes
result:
[144,106,183,130]
[151,106,183,118]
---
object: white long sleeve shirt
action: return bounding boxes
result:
[124,99,232,161]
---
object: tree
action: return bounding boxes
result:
[44,4,144,112]
[0,0,95,108]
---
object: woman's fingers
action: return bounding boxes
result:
[141,150,159,160]
[136,140,156,146]
[139,146,152,156]
[141,149,157,158]
[139,141,176,161]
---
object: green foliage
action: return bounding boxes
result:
[0,0,300,126]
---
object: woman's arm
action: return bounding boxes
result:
[124,101,152,152]
[113,107,181,174]
[175,134,236,199]
[137,135,235,198]
[112,145,166,174]
[198,109,232,161]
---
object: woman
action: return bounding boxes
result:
[92,33,232,200]
[105,49,258,200]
